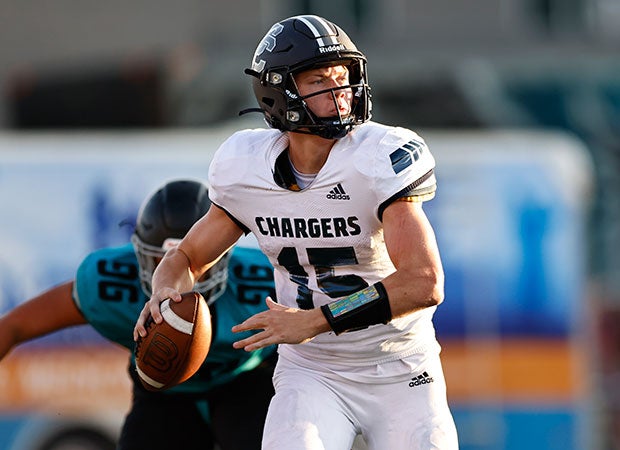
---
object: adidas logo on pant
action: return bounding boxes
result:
[326,183,350,200]
[409,371,434,387]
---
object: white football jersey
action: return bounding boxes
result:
[209,121,441,366]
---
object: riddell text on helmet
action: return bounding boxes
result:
[319,44,346,53]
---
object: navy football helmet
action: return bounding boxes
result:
[242,15,371,139]
[131,179,230,304]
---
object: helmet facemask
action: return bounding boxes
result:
[131,234,230,305]
[281,59,370,139]
[193,252,231,305]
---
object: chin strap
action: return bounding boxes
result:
[244,68,260,78]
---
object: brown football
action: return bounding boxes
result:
[135,291,212,391]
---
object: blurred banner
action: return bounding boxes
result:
[0,128,594,450]
[0,128,224,450]
[424,131,594,450]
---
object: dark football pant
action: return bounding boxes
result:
[117,355,276,450]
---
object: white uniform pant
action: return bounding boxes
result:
[262,351,459,450]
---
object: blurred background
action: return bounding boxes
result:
[0,1,619,449]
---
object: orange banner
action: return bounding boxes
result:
[441,338,586,404]
[0,345,131,415]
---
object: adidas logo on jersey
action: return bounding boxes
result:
[408,371,434,387]
[326,183,350,200]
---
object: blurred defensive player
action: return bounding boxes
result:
[0,179,276,450]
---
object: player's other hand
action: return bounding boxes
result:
[133,288,183,341]
[231,297,331,351]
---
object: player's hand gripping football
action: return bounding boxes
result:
[232,297,332,351]
[133,288,183,341]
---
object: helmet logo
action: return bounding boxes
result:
[252,23,284,73]
[319,44,345,53]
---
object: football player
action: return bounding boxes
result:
[136,15,459,450]
[0,179,276,450]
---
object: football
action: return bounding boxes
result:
[135,291,212,391]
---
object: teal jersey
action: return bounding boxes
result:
[74,243,276,393]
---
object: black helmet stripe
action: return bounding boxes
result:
[296,15,339,46]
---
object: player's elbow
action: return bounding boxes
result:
[397,270,444,310]
[423,270,445,308]
[429,284,444,307]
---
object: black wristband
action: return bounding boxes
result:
[320,282,392,335]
